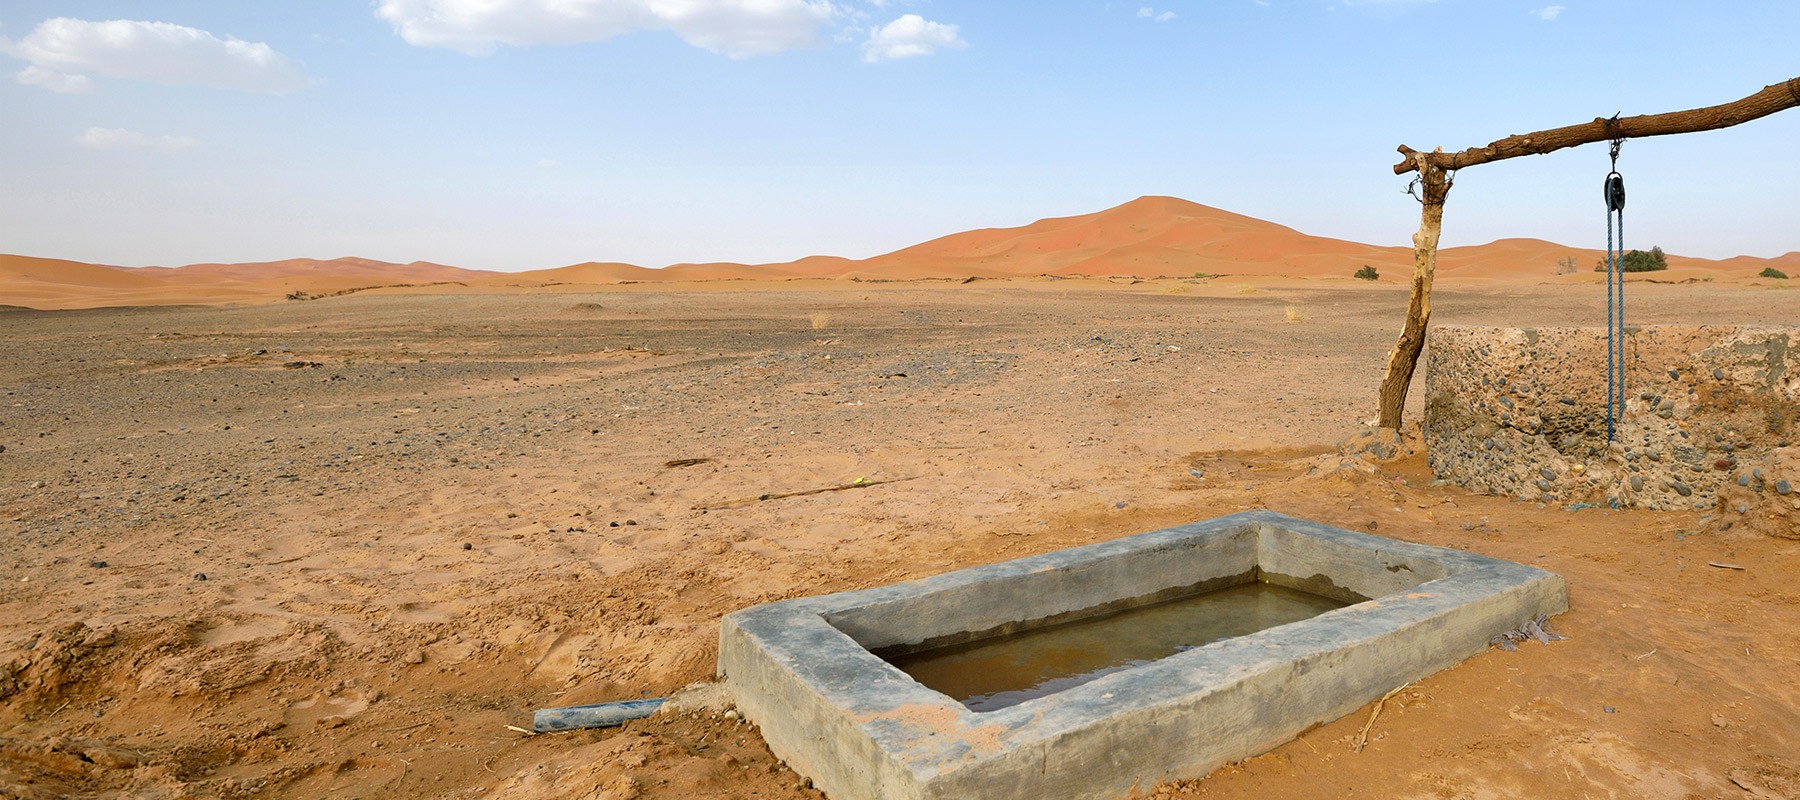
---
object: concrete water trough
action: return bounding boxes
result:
[717,509,1567,800]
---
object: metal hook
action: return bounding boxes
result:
[1605,113,1624,170]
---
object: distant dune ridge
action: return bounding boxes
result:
[0,254,492,309]
[5,196,1797,310]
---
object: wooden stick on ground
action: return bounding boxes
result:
[692,476,921,511]
[1353,683,1410,753]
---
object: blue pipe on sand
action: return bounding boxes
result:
[532,698,666,733]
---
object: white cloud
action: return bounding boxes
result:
[15,64,93,92]
[862,14,965,62]
[74,127,199,152]
[375,0,839,58]
[1532,5,1565,21]
[1138,7,1177,22]
[537,158,563,169]
[0,18,307,94]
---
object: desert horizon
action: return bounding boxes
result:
[6,195,1798,311]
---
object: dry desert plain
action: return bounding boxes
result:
[4,199,1800,800]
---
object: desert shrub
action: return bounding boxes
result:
[1353,265,1379,281]
[1760,267,1789,279]
[1593,246,1668,273]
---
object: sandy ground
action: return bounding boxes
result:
[2,278,1799,799]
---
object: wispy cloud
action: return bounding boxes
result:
[1532,5,1566,21]
[1,18,308,93]
[74,127,199,151]
[1138,7,1177,22]
[1331,0,1441,8]
[376,0,839,58]
[15,64,92,93]
[862,14,966,62]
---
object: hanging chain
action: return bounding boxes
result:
[1604,114,1626,445]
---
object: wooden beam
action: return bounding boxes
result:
[1394,76,1800,175]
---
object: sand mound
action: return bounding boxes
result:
[481,261,662,285]
[850,196,1408,279]
[2,256,494,310]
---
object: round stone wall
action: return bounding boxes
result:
[1423,326,1800,533]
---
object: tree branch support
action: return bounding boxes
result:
[1376,157,1450,430]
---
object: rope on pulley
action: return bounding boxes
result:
[1603,115,1627,442]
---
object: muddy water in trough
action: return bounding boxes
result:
[888,582,1351,712]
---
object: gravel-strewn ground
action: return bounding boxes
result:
[2,278,1798,799]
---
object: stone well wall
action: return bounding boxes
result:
[1423,326,1799,531]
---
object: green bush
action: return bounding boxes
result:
[1760,267,1789,279]
[1353,265,1379,281]
[1593,246,1668,273]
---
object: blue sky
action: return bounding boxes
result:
[2,1,1796,270]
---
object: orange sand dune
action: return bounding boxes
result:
[851,196,1410,279]
[480,262,664,285]
[2,254,169,290]
[138,257,486,285]
[1714,251,1800,272]
[3,256,495,310]
[483,255,858,285]
[1,254,195,309]
[1439,237,1800,283]
[5,196,1796,310]
[766,255,859,278]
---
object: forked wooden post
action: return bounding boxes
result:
[1374,76,1800,431]
[1376,157,1450,429]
